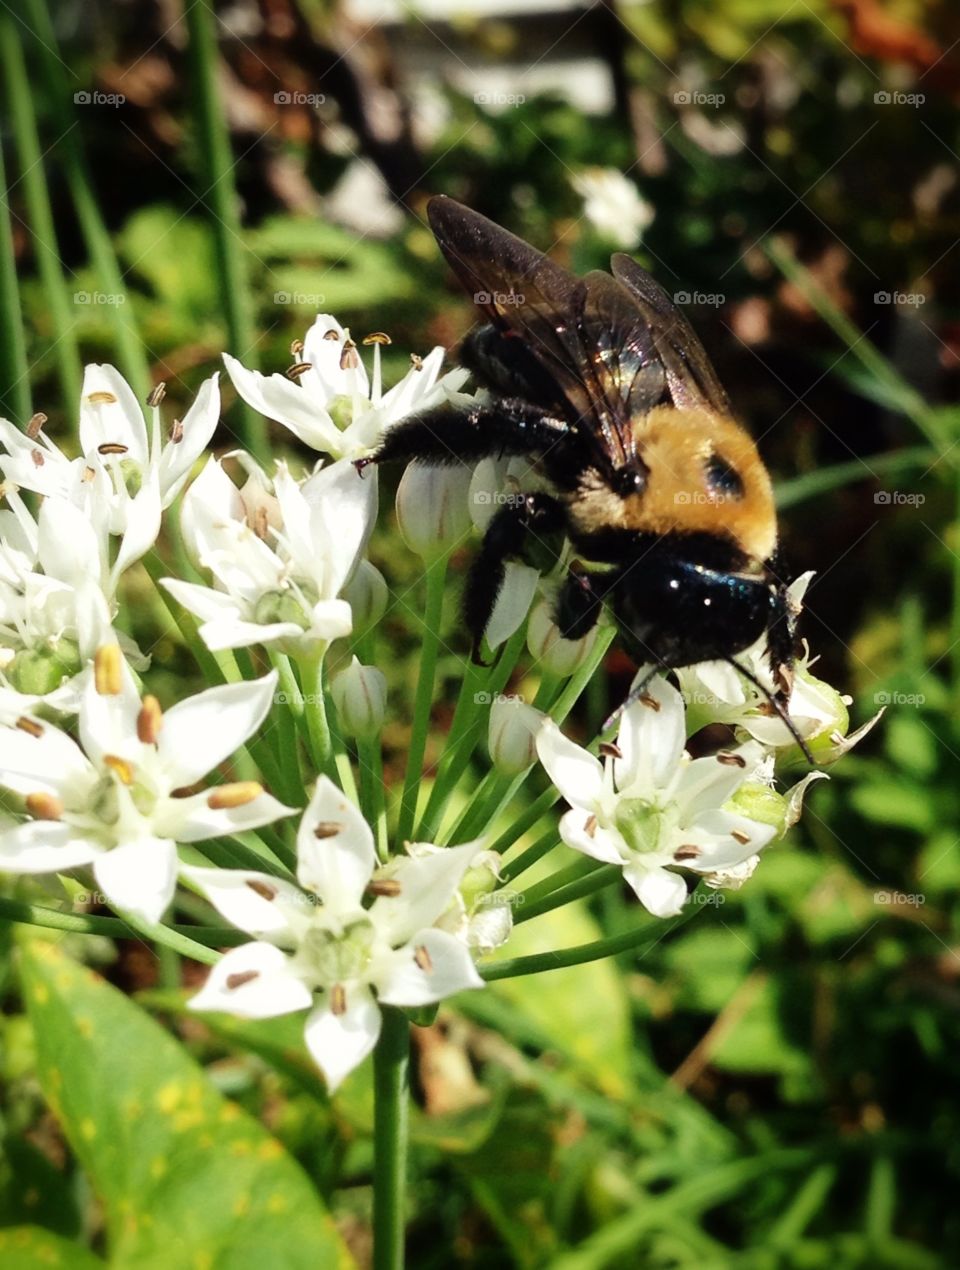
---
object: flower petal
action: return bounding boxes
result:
[303,987,381,1092]
[558,808,625,864]
[157,373,220,502]
[536,719,604,810]
[223,354,343,454]
[615,674,686,792]
[158,671,279,787]
[79,364,147,463]
[0,720,96,799]
[376,928,484,1006]
[78,652,143,769]
[486,562,540,649]
[296,776,375,911]
[182,865,309,939]
[92,837,179,924]
[370,843,479,946]
[158,790,297,843]
[190,942,313,1019]
[0,820,101,872]
[623,864,688,917]
[674,742,764,820]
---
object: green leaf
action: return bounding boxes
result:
[19,939,353,1270]
[0,1226,102,1269]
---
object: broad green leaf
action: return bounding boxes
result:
[0,1226,102,1269]
[19,939,352,1270]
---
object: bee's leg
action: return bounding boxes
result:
[555,564,608,640]
[766,580,798,705]
[354,400,567,474]
[465,492,566,664]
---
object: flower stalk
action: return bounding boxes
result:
[372,1007,411,1270]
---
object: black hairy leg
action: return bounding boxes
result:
[354,398,568,473]
[465,492,566,663]
[554,565,609,640]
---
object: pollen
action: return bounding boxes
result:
[363,331,392,346]
[285,361,312,380]
[31,449,44,466]
[97,442,129,456]
[640,693,661,711]
[137,695,163,744]
[731,830,751,845]
[330,983,347,1015]
[87,390,118,405]
[246,879,278,901]
[414,945,433,972]
[103,754,134,785]
[15,716,44,738]
[674,845,701,861]
[226,969,260,990]
[94,645,123,695]
[323,329,339,340]
[313,820,343,838]
[25,792,63,820]
[410,353,423,371]
[716,752,746,768]
[169,418,184,444]
[290,338,304,356]
[207,781,263,809]
[367,878,402,897]
[146,382,166,407]
[599,741,623,759]
[339,339,360,370]
[584,814,598,838]
[26,411,47,438]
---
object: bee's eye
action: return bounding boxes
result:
[613,465,647,496]
[704,453,744,499]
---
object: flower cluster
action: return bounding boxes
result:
[0,312,872,1090]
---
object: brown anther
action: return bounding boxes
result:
[414,944,433,973]
[137,695,163,745]
[246,879,278,902]
[330,984,347,1016]
[640,692,661,711]
[716,751,746,768]
[26,792,63,820]
[226,970,260,990]
[322,329,340,341]
[775,665,794,698]
[103,754,134,786]
[83,465,96,482]
[290,338,304,356]
[207,781,263,810]
[169,419,184,444]
[362,331,392,346]
[94,645,123,696]
[584,814,598,839]
[757,702,778,717]
[26,412,47,439]
[409,353,423,371]
[87,390,118,405]
[367,878,402,897]
[97,443,129,456]
[313,821,342,839]
[285,361,312,380]
[674,845,701,861]
[253,505,269,540]
[731,830,751,845]
[16,716,44,738]
[146,382,166,407]
[339,340,360,370]
[31,449,44,467]
[598,741,622,760]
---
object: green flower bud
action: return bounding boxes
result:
[342,560,388,634]
[328,394,356,432]
[726,782,788,836]
[252,590,312,630]
[8,638,81,696]
[395,463,473,560]
[331,657,387,739]
[526,599,598,676]
[488,696,546,776]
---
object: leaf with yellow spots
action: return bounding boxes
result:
[19,941,354,1269]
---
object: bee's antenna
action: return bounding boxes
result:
[601,666,659,734]
[726,657,816,766]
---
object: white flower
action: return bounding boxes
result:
[488,696,547,775]
[0,488,116,717]
[223,315,469,460]
[0,367,219,587]
[395,462,473,560]
[186,777,484,1091]
[527,597,600,677]
[0,647,294,924]
[161,455,373,653]
[571,169,655,248]
[536,675,778,918]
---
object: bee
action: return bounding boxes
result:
[357,196,810,756]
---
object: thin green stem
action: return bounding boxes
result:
[396,556,447,847]
[514,864,621,925]
[359,733,388,860]
[299,650,336,780]
[183,0,265,458]
[372,1006,410,1270]
[774,446,933,510]
[0,133,30,422]
[494,788,561,870]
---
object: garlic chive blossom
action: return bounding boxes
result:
[0,647,295,924]
[536,675,780,918]
[187,776,484,1092]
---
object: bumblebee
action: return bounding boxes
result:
[358,196,808,751]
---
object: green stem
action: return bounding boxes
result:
[514,864,621,925]
[494,789,561,870]
[359,733,388,860]
[373,1006,410,1270]
[300,650,336,780]
[481,905,694,980]
[774,446,933,510]
[0,132,30,422]
[183,0,265,458]
[396,556,447,847]
[0,14,81,412]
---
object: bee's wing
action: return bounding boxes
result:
[610,253,731,416]
[427,196,669,472]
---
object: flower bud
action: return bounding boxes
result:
[342,559,388,633]
[7,639,81,696]
[395,463,473,559]
[488,696,547,775]
[331,657,386,739]
[526,598,598,676]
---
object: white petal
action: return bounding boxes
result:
[0,720,96,799]
[616,675,686,792]
[182,865,307,938]
[300,458,376,592]
[308,599,353,642]
[377,928,484,1006]
[158,790,297,843]
[535,719,604,809]
[303,988,380,1092]
[37,496,105,587]
[486,562,540,649]
[78,654,143,769]
[0,820,101,872]
[190,942,313,1018]
[222,355,343,454]
[157,373,220,502]
[179,456,244,562]
[296,776,375,910]
[92,837,179,924]
[558,808,625,864]
[79,364,147,463]
[158,671,279,787]
[371,843,479,946]
[301,315,369,401]
[682,810,777,869]
[674,742,764,820]
[160,577,244,624]
[111,475,162,582]
[623,864,688,917]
